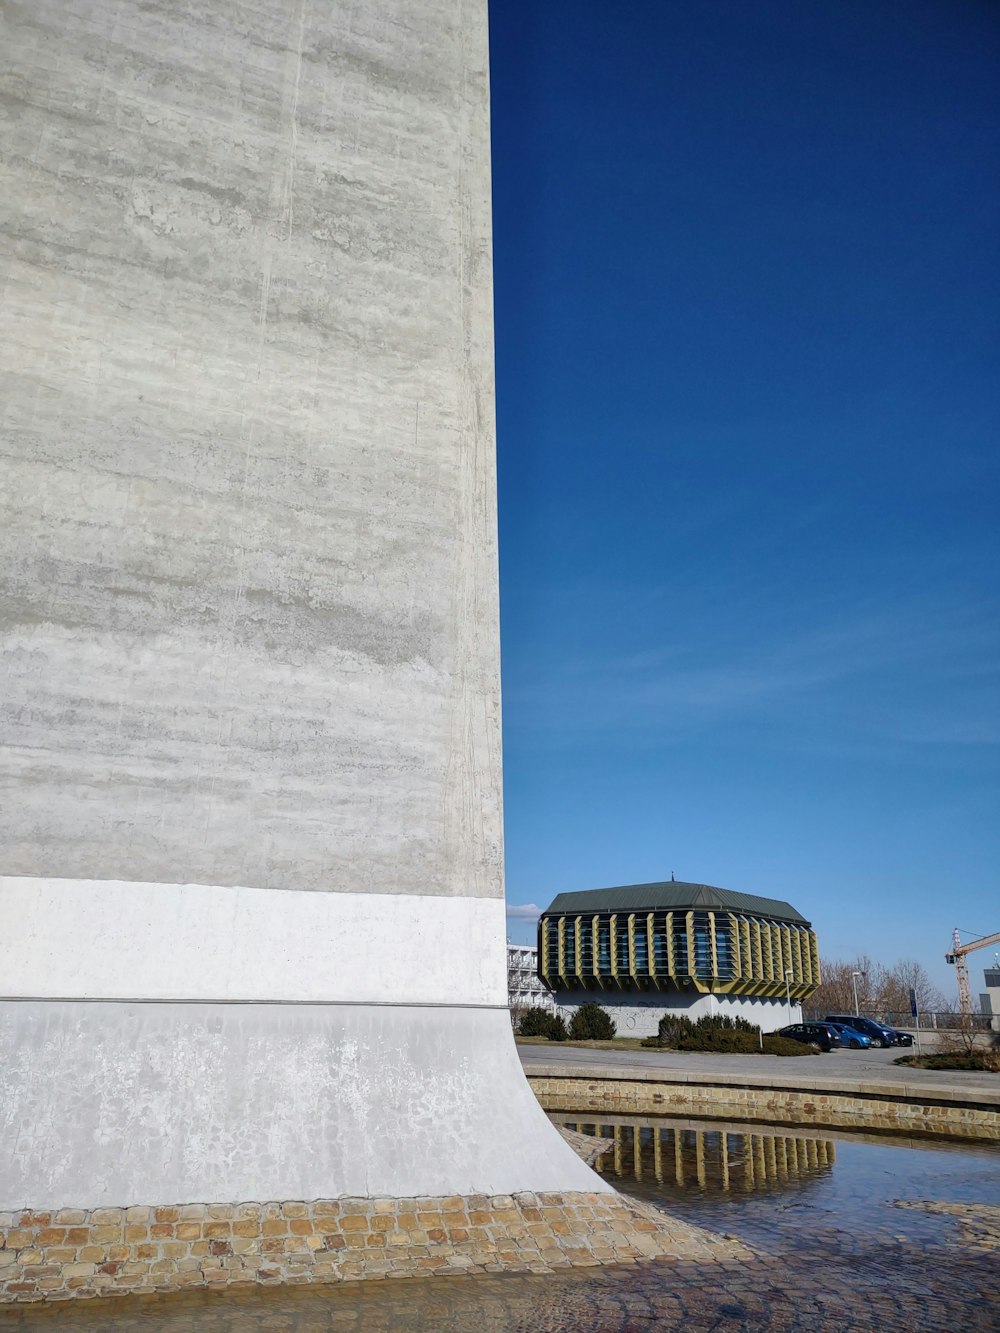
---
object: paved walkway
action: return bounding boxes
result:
[517,1040,1000,1103]
[3,1233,996,1332]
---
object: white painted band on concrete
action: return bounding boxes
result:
[0,878,508,1006]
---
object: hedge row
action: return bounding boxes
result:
[517,1008,817,1055]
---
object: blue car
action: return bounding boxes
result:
[825,1014,912,1048]
[827,1021,872,1050]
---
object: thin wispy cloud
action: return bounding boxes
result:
[504,581,1000,751]
[505,902,543,921]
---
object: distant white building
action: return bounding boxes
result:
[979,965,1000,1032]
[507,944,556,1015]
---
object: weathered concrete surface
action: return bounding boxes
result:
[0,0,501,898]
[0,0,610,1239]
[1,1005,607,1210]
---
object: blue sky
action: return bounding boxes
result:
[489,0,999,998]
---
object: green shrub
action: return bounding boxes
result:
[675,1026,761,1053]
[644,1011,818,1055]
[895,1050,999,1072]
[568,1003,617,1041]
[651,1012,762,1050]
[517,1007,569,1041]
[654,1014,697,1048]
[518,1007,557,1038]
[694,1013,758,1033]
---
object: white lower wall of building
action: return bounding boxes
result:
[0,879,608,1209]
[0,1001,607,1210]
[552,989,802,1038]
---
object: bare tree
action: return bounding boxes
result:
[808,954,879,1015]
[879,958,946,1016]
[808,954,945,1020]
[807,958,858,1015]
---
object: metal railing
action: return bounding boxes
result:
[804,1009,994,1031]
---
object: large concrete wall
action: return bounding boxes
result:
[0,0,606,1217]
[0,0,501,898]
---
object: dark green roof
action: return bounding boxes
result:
[543,880,810,927]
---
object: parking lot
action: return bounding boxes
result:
[517,1036,999,1095]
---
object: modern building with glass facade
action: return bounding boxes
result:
[538,880,820,1036]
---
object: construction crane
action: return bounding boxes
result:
[945,928,1000,1021]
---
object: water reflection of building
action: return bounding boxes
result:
[561,1121,836,1194]
[537,881,820,1036]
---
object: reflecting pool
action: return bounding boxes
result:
[554,1113,1000,1270]
[2,1116,998,1332]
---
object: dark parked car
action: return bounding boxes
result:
[825,1015,913,1048]
[891,1028,915,1047]
[778,1022,842,1052]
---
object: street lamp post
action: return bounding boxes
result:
[851,970,862,1017]
[785,968,794,1024]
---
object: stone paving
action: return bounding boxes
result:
[0,1239,995,1331]
[0,1192,747,1304]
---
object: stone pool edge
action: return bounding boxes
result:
[0,1191,749,1304]
[524,1062,1000,1142]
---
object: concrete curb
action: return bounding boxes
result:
[521,1060,1000,1109]
[523,1061,1000,1143]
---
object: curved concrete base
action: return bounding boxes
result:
[0,1003,606,1211]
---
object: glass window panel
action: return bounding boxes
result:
[597,918,612,975]
[692,912,712,979]
[672,916,690,974]
[615,921,630,970]
[653,917,669,968]
[564,919,577,974]
[579,918,594,976]
[715,916,736,978]
[633,923,649,972]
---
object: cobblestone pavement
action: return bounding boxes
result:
[0,1241,996,1332]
